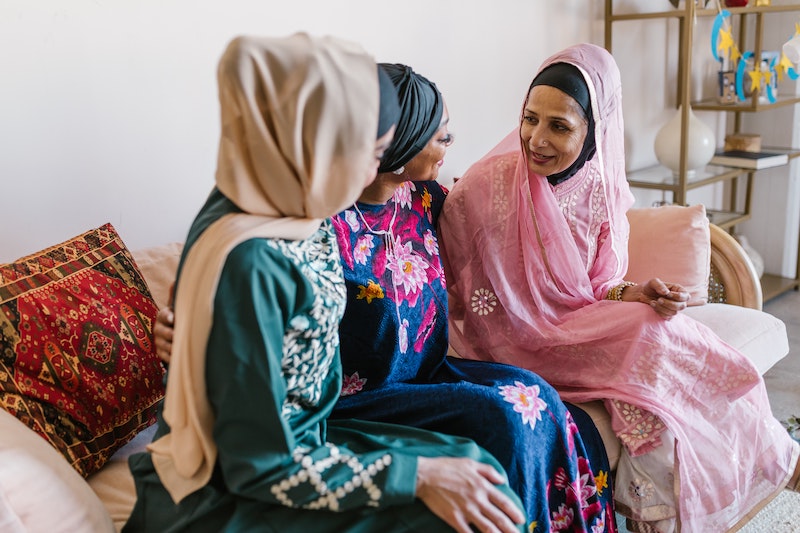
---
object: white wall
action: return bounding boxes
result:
[3,0,795,274]
[0,0,604,261]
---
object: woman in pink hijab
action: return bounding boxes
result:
[439,43,800,532]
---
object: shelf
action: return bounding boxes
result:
[626,164,743,190]
[706,209,750,230]
[761,273,800,301]
[764,147,800,161]
[607,2,800,21]
[607,0,800,305]
[693,95,800,113]
[697,4,800,17]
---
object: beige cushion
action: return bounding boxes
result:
[574,400,621,471]
[0,408,114,532]
[131,242,184,310]
[626,204,710,306]
[684,303,789,374]
[88,425,157,532]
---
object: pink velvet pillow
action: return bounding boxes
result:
[625,204,710,306]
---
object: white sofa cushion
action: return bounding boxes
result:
[684,303,789,374]
[0,408,114,533]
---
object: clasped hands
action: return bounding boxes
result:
[625,278,690,320]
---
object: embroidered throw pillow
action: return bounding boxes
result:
[0,223,165,477]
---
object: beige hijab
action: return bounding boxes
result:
[147,33,379,503]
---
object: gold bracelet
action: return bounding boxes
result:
[606,281,637,301]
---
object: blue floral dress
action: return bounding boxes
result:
[330,181,616,532]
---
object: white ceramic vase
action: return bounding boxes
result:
[654,106,716,178]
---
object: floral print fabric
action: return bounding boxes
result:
[330,181,615,532]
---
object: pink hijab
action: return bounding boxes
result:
[440,43,798,530]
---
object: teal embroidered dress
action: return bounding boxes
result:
[123,191,522,532]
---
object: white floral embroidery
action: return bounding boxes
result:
[471,288,497,315]
[554,164,607,273]
[266,222,346,420]
[270,445,392,510]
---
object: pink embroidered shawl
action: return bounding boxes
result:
[439,43,798,530]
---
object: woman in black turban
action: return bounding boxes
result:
[331,63,617,532]
[377,63,445,174]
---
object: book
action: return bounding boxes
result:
[710,150,789,170]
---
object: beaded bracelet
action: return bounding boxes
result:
[606,281,637,301]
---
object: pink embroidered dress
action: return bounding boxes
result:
[438,43,799,531]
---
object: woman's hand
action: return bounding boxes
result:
[154,306,174,364]
[416,457,524,533]
[627,278,689,320]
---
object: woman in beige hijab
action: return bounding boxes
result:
[122,34,525,533]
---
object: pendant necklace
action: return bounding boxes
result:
[352,200,399,257]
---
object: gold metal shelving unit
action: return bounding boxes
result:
[605,0,800,302]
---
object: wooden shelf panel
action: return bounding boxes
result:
[761,273,800,302]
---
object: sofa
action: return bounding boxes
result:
[0,204,789,532]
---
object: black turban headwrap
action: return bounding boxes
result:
[377,63,444,173]
[529,62,596,185]
[377,65,401,138]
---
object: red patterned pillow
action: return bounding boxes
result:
[0,223,165,477]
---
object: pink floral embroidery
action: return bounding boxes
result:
[387,239,429,297]
[565,410,578,455]
[590,511,607,533]
[331,217,354,270]
[423,229,438,256]
[573,457,598,508]
[554,466,570,491]
[341,372,366,396]
[353,234,375,265]
[551,503,575,530]
[399,318,409,354]
[344,209,360,232]
[393,181,413,208]
[499,381,547,430]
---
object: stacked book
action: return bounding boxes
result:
[710,150,789,170]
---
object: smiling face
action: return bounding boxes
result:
[520,85,589,177]
[359,104,453,204]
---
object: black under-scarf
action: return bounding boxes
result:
[377,65,400,138]
[529,62,596,186]
[377,63,444,173]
